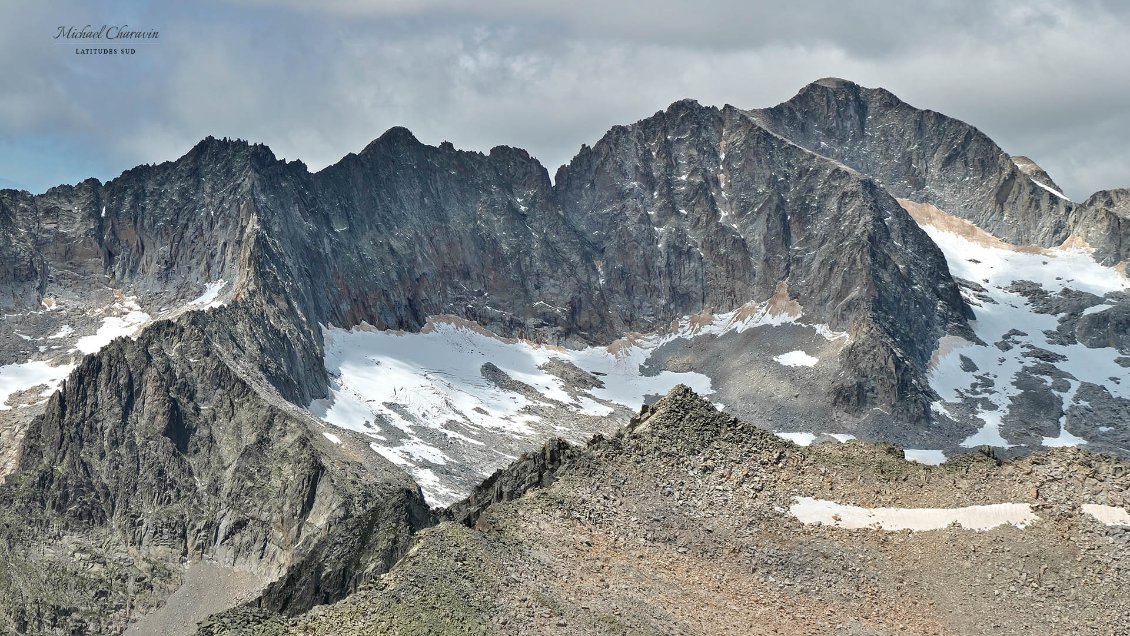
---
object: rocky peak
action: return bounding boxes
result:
[487,145,553,193]
[811,76,856,89]
[663,97,710,116]
[167,134,275,182]
[626,384,788,451]
[1011,155,1065,194]
[1072,187,1130,266]
[628,383,720,430]
[359,125,422,155]
[756,80,1074,247]
[784,76,905,130]
[444,384,784,529]
[1081,187,1130,214]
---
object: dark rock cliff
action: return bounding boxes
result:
[0,139,265,307]
[555,99,970,415]
[7,312,433,632]
[754,78,1075,247]
[1074,188,1130,267]
[0,190,47,308]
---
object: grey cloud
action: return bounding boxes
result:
[0,0,1127,200]
[227,0,1034,56]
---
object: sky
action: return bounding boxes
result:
[1,0,1128,200]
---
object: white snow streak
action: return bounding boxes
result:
[187,280,228,309]
[789,497,1038,531]
[1081,504,1130,526]
[1081,304,1113,316]
[1031,179,1070,201]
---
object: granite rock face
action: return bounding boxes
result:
[754,78,1129,268]
[1074,188,1130,267]
[0,190,47,308]
[1011,155,1065,194]
[4,311,433,633]
[553,99,972,419]
[754,78,1074,247]
[0,140,260,304]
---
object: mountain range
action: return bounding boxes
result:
[0,77,1127,635]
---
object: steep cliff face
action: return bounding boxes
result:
[5,310,433,633]
[755,78,1074,247]
[555,99,970,415]
[0,139,265,308]
[297,128,611,345]
[1074,188,1130,267]
[0,189,46,307]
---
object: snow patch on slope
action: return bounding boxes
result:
[904,449,947,465]
[187,280,228,309]
[789,497,1038,531]
[47,325,74,339]
[773,350,818,367]
[918,212,1128,450]
[1081,504,1130,526]
[74,310,151,354]
[1082,304,1113,316]
[0,360,76,410]
[775,432,816,446]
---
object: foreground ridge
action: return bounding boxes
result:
[204,386,1130,634]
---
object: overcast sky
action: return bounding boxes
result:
[1,0,1127,200]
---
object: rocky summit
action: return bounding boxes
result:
[0,78,1127,635]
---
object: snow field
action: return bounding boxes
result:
[920,221,1129,450]
[789,497,1038,531]
[310,299,848,504]
[0,360,76,410]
